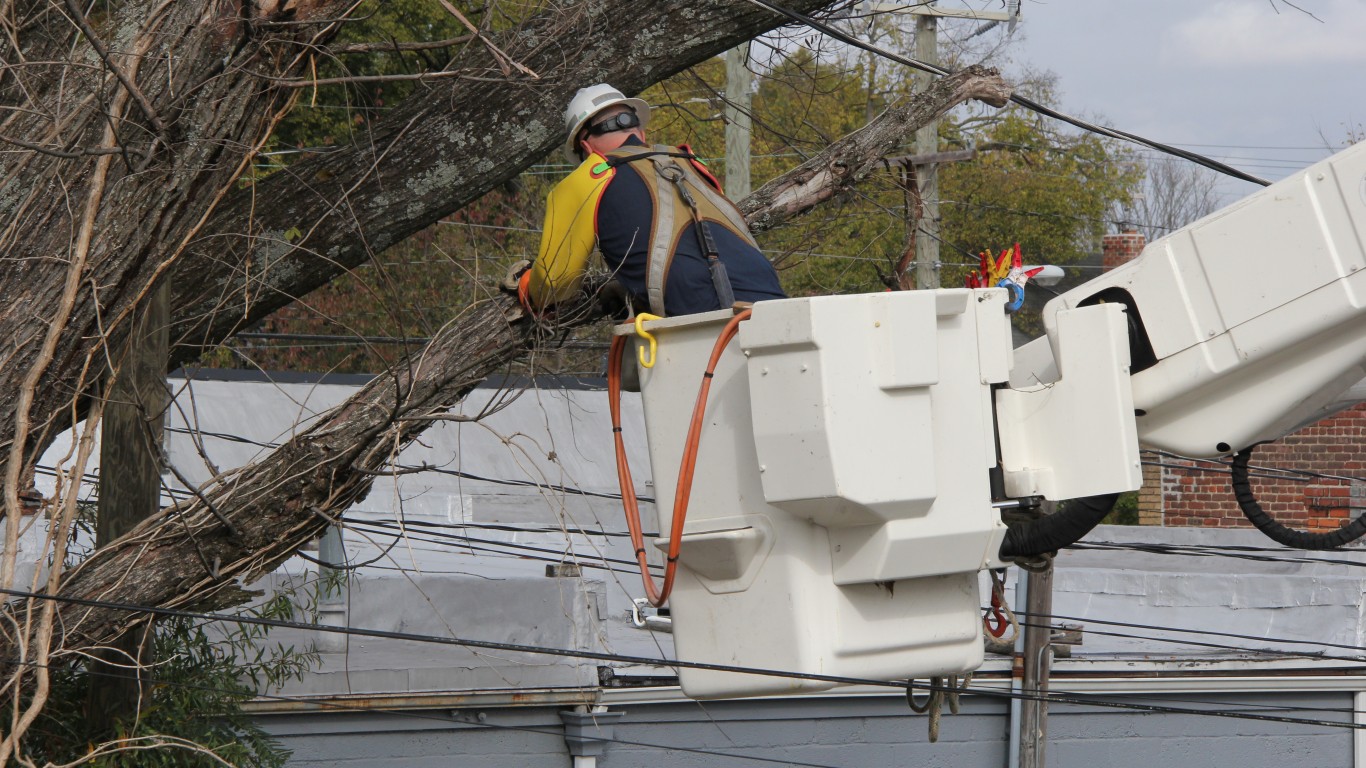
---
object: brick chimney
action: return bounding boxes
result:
[1102,225,1145,271]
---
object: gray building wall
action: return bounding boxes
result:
[261,690,1353,768]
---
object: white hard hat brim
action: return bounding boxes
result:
[563,96,650,161]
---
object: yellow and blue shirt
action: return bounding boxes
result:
[524,137,785,316]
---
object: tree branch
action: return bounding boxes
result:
[4,57,1013,664]
[740,65,1012,234]
[328,35,474,55]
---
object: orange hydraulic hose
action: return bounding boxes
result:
[608,310,752,608]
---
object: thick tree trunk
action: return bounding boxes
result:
[3,62,1011,665]
[0,0,354,475]
[164,0,842,370]
[0,0,843,480]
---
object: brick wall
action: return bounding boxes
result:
[1103,229,1366,530]
[1155,408,1366,530]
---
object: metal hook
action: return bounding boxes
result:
[634,313,662,368]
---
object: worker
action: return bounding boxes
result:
[518,83,785,317]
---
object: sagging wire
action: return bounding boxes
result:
[345,519,660,574]
[741,0,1272,186]
[4,585,1365,732]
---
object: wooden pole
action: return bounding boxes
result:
[724,42,753,200]
[1019,503,1055,768]
[87,281,168,730]
[912,2,941,289]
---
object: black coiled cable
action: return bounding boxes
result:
[998,493,1120,560]
[1231,446,1366,550]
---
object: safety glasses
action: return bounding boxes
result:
[585,110,641,137]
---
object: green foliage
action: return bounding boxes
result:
[938,103,1142,283]
[221,0,565,374]
[1103,491,1141,526]
[639,47,1141,309]
[271,0,470,152]
[234,12,1143,375]
[23,606,317,767]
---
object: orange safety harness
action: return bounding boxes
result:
[606,309,752,608]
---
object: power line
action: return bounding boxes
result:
[741,0,1271,186]
[1068,539,1366,570]
[159,426,650,503]
[1144,448,1366,485]
[2,585,1362,732]
[1021,609,1366,662]
[4,656,854,768]
[345,519,659,574]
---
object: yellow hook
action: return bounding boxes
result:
[634,313,662,368]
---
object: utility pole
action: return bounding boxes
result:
[862,2,1017,289]
[1018,502,1056,768]
[912,1,941,289]
[724,42,753,200]
[87,281,168,730]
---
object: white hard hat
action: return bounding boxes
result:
[563,83,650,160]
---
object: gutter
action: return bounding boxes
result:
[241,686,601,715]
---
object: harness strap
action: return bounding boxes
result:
[652,158,736,310]
[680,168,758,249]
[606,150,756,245]
[611,144,751,314]
[646,160,676,316]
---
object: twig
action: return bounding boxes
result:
[250,68,468,87]
[329,34,474,54]
[434,0,539,79]
[350,463,436,477]
[164,460,241,540]
[0,131,126,158]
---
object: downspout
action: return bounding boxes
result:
[1006,572,1027,768]
[1356,691,1366,768]
[316,523,348,652]
[561,706,624,768]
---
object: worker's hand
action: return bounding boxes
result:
[586,276,633,320]
[499,259,530,294]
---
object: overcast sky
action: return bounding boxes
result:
[996,0,1366,201]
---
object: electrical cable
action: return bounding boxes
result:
[3,585,1363,732]
[346,519,660,573]
[1150,447,1366,485]
[1067,539,1366,570]
[1021,609,1366,661]
[160,425,653,503]
[741,0,1272,186]
[343,521,659,574]
[608,310,751,607]
[1012,617,1366,666]
[1231,446,1366,550]
[12,649,1365,758]
[2,657,854,768]
[347,515,653,539]
[348,514,1366,665]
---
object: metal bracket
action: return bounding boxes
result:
[629,598,673,633]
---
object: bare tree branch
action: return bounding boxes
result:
[1,58,1011,665]
[328,35,474,55]
[741,64,1011,233]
